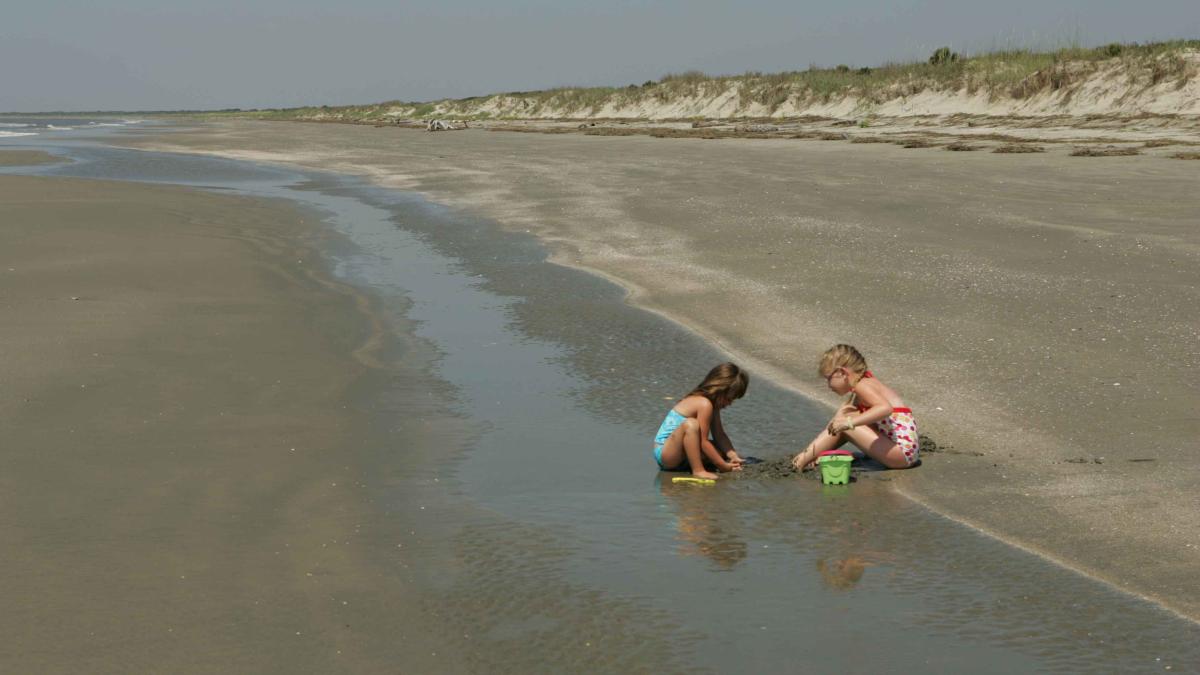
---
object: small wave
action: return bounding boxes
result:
[0,131,39,137]
[88,122,125,127]
[46,125,75,130]
[0,123,31,128]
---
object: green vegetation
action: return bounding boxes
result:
[204,39,1198,123]
[928,47,960,65]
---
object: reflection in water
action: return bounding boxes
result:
[816,556,869,590]
[659,477,747,571]
[808,505,890,591]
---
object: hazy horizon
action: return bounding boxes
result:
[4,0,1198,113]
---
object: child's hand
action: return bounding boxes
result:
[727,449,743,466]
[718,460,741,473]
[827,415,854,435]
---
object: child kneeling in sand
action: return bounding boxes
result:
[792,345,920,471]
[653,362,748,479]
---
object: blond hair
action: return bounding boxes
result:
[688,362,749,404]
[819,345,869,407]
[818,344,868,377]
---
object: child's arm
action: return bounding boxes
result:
[696,401,739,472]
[709,409,742,464]
[828,380,893,433]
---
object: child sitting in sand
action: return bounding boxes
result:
[792,344,919,471]
[653,362,749,479]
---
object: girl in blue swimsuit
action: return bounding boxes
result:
[653,362,749,480]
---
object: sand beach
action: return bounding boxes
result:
[120,119,1200,620]
[3,119,1198,672]
[0,172,456,672]
[6,1,1198,666]
[0,149,65,166]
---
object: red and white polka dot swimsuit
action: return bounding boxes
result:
[856,372,920,466]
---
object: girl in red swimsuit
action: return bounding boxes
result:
[792,344,920,471]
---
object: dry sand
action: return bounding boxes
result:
[120,119,1200,621]
[0,175,452,672]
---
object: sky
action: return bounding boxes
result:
[3,0,1198,112]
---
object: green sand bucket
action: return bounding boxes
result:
[817,450,854,485]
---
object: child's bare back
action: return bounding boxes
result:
[653,363,749,479]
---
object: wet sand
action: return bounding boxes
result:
[0,175,454,672]
[120,119,1200,620]
[0,149,65,166]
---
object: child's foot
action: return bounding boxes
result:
[693,470,719,480]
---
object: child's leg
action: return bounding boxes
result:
[657,426,688,470]
[792,427,843,470]
[842,425,912,469]
[659,419,719,479]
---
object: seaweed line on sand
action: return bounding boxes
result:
[993,144,1045,153]
[944,141,981,151]
[1069,145,1141,157]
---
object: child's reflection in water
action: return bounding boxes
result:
[660,479,747,571]
[814,518,891,590]
[658,481,896,578]
[816,555,870,590]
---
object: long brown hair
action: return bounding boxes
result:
[687,362,749,404]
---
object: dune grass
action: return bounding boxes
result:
[223,40,1199,122]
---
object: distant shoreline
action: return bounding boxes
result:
[238,110,1200,160]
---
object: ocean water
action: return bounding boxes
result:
[0,116,143,138]
[5,125,1199,673]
